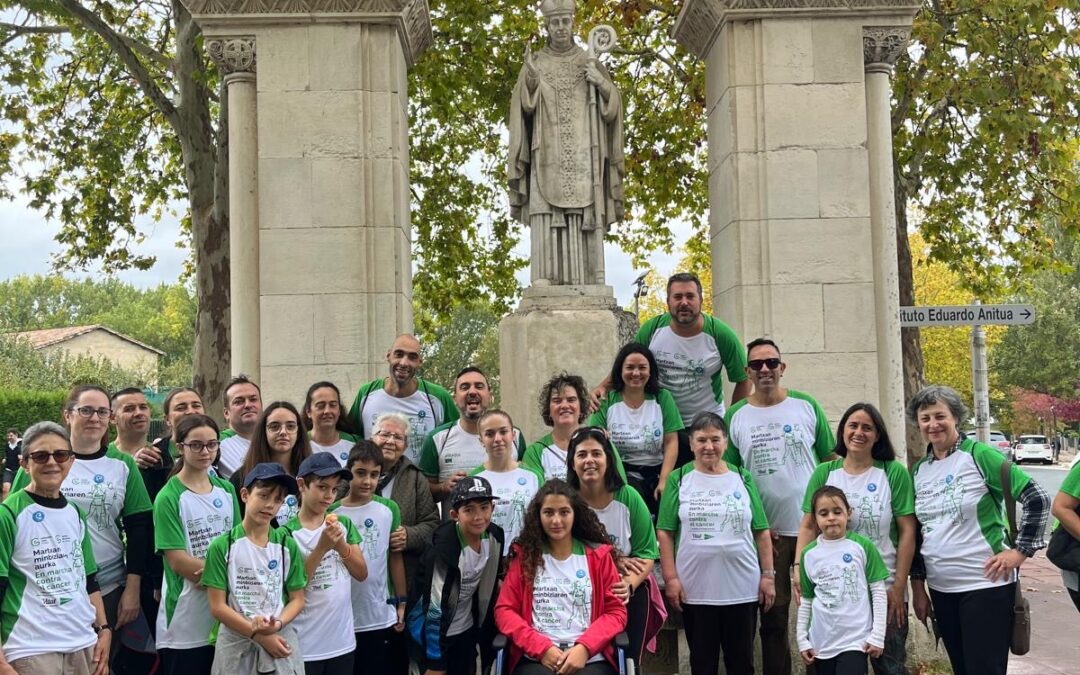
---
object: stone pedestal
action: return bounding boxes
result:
[499,286,637,443]
[183,0,432,403]
[672,0,917,429]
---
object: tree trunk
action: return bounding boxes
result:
[895,163,925,466]
[174,1,230,420]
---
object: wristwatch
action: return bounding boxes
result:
[93,623,113,634]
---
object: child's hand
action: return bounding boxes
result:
[317,521,344,552]
[800,648,816,665]
[540,646,564,670]
[394,604,406,632]
[255,633,293,659]
[864,642,883,658]
[251,615,280,636]
[390,526,407,552]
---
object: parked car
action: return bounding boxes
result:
[964,429,1013,460]
[1014,434,1054,464]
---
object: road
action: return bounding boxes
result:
[1022,462,1072,538]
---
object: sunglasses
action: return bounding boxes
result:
[27,450,76,464]
[570,426,607,443]
[748,358,782,371]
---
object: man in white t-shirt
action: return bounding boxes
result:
[217,375,263,478]
[724,338,835,675]
[348,334,457,465]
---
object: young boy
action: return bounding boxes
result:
[332,440,408,675]
[203,463,307,674]
[283,453,368,675]
[406,475,505,675]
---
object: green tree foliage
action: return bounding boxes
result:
[0,389,67,435]
[0,335,150,391]
[634,233,712,324]
[419,305,502,404]
[0,275,196,386]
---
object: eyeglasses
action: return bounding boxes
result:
[27,450,76,464]
[69,406,112,419]
[179,440,220,454]
[374,430,406,443]
[266,422,299,434]
[747,358,782,372]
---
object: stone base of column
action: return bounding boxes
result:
[498,285,637,443]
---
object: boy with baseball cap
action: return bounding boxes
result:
[283,453,369,675]
[203,462,308,673]
[406,476,505,675]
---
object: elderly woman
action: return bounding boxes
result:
[0,422,111,675]
[908,385,1050,675]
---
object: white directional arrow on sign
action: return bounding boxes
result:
[899,304,1036,327]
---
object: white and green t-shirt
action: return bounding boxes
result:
[202,525,307,623]
[656,465,769,605]
[588,390,684,467]
[1057,463,1080,592]
[469,466,542,554]
[217,434,251,479]
[724,392,835,536]
[419,423,527,485]
[802,460,914,586]
[635,313,748,424]
[12,446,153,592]
[0,490,98,663]
[589,485,659,559]
[153,475,242,649]
[522,434,628,484]
[447,529,490,637]
[531,540,601,663]
[310,433,359,468]
[912,439,1030,592]
[348,379,457,465]
[799,533,889,659]
[283,515,362,660]
[332,497,401,632]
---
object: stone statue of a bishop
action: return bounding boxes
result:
[507,0,625,287]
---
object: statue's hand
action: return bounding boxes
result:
[524,45,540,89]
[584,61,611,98]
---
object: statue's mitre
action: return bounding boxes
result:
[540,0,576,17]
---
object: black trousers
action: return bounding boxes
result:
[159,647,214,675]
[422,626,478,675]
[305,651,354,675]
[355,627,408,675]
[815,651,867,675]
[623,463,661,516]
[624,581,649,666]
[682,601,758,675]
[929,582,1015,675]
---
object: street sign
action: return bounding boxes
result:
[899,304,1035,327]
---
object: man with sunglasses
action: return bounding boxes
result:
[723,337,835,675]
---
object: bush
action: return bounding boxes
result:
[0,389,67,435]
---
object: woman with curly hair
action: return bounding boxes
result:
[495,480,627,675]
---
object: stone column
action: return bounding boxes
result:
[673,0,918,424]
[207,36,260,381]
[864,26,910,447]
[183,0,432,403]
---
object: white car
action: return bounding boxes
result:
[1014,435,1054,464]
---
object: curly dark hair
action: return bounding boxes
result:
[513,480,617,582]
[537,373,589,428]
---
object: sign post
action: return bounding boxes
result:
[899,303,1035,444]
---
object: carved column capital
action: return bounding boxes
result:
[863,26,910,75]
[206,36,256,77]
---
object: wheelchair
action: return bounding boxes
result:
[492,632,636,675]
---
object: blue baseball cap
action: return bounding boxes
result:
[242,462,298,495]
[298,453,352,481]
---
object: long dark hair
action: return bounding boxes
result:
[610,342,661,395]
[565,426,624,493]
[513,480,616,582]
[301,381,355,435]
[169,414,220,478]
[243,401,311,478]
[834,402,895,461]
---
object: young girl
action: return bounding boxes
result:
[494,480,627,675]
[153,414,241,673]
[469,410,542,554]
[797,485,889,675]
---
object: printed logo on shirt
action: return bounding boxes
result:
[32,510,45,522]
[361,520,382,560]
[853,495,883,541]
[417,411,427,420]
[268,560,279,570]
[575,569,586,579]
[340,452,348,461]
[867,483,878,493]
[842,553,853,563]
[916,472,968,533]
[517,477,527,486]
[94,474,105,484]
[68,474,120,531]
[213,498,224,508]
[286,496,297,507]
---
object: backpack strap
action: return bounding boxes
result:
[1001,460,1017,546]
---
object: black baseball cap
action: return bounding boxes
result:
[242,462,299,495]
[450,475,498,509]
[298,453,352,481]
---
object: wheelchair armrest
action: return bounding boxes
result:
[614,632,629,650]
[493,634,508,651]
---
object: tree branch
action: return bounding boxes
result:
[0,22,69,34]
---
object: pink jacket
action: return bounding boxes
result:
[495,542,628,673]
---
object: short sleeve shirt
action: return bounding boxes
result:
[202,525,308,621]
[469,466,542,554]
[590,485,659,559]
[332,497,401,631]
[217,435,250,479]
[310,434,358,468]
[724,392,835,536]
[588,390,683,466]
[531,540,601,663]
[349,379,457,465]
[521,435,569,483]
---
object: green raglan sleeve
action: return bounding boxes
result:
[886,461,915,517]
[586,393,611,428]
[742,468,770,531]
[387,498,401,531]
[799,546,816,598]
[120,452,153,515]
[514,428,528,459]
[432,383,459,427]
[634,315,663,346]
[722,405,744,468]
[347,381,376,439]
[0,498,16,578]
[657,389,684,434]
[417,430,441,478]
[283,535,308,592]
[9,468,27,493]
[810,397,835,462]
[656,469,683,533]
[623,487,659,560]
[78,506,98,575]
[201,532,231,591]
[342,516,361,546]
[705,315,748,385]
[972,440,1031,500]
[525,466,545,488]
[520,442,545,474]
[221,479,243,524]
[1061,462,1080,499]
[858,535,890,583]
[153,484,186,553]
[802,462,833,514]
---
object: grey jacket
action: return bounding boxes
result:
[378,455,439,583]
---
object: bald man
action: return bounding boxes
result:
[348,334,458,465]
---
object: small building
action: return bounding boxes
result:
[11,325,164,382]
